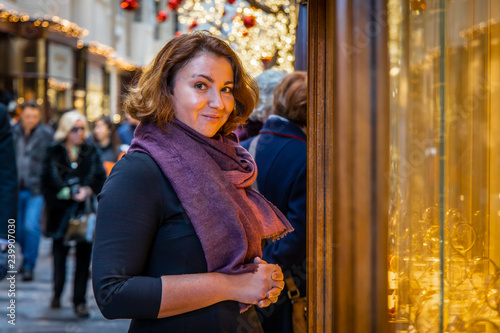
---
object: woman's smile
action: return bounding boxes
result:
[202,114,222,121]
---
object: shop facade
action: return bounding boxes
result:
[76,44,110,121]
[0,19,80,123]
[308,0,500,332]
[0,8,139,125]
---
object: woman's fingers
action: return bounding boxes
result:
[258,298,272,308]
[267,287,282,299]
[254,258,283,282]
[268,296,279,303]
[271,278,284,291]
[254,257,269,265]
[271,271,284,281]
[248,259,285,307]
[258,293,280,307]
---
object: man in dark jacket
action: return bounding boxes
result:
[241,72,307,333]
[0,102,17,280]
[12,101,53,281]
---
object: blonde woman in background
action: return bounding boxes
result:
[41,110,106,318]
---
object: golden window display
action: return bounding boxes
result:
[388,1,500,332]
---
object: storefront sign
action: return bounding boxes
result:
[48,42,74,81]
[86,63,104,121]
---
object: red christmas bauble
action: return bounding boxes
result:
[120,0,139,11]
[243,15,256,29]
[227,0,236,4]
[157,10,168,22]
[168,0,182,10]
[175,31,183,37]
[262,56,272,63]
[188,20,198,30]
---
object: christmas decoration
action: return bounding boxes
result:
[0,5,88,38]
[0,5,139,73]
[78,41,141,72]
[168,0,183,11]
[176,0,297,75]
[242,15,256,28]
[157,10,168,22]
[175,31,183,37]
[188,20,198,30]
[261,56,273,69]
[261,56,272,64]
[120,0,140,11]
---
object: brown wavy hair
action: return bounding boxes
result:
[273,71,307,127]
[123,31,259,136]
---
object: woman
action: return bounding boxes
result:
[92,116,121,163]
[234,69,287,141]
[241,72,308,332]
[41,110,106,318]
[92,31,293,332]
[92,116,123,176]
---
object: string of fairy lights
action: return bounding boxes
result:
[0,4,88,38]
[0,1,298,76]
[0,4,140,72]
[176,0,297,75]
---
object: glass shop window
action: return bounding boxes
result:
[388,0,500,332]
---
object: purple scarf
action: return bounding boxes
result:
[129,120,293,278]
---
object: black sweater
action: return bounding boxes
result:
[92,152,263,333]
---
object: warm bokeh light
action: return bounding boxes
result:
[0,6,87,38]
[177,0,297,76]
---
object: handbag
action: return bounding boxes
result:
[64,195,97,245]
[285,271,307,333]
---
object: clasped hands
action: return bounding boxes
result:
[253,257,284,308]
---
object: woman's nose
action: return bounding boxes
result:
[208,91,224,110]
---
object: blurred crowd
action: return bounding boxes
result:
[0,92,136,318]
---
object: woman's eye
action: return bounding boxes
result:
[195,83,207,90]
[222,87,233,94]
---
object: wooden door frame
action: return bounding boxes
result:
[307,0,390,332]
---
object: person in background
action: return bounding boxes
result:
[92,31,292,332]
[92,116,121,162]
[11,101,54,282]
[241,71,308,333]
[234,69,287,141]
[0,101,17,280]
[92,116,123,176]
[0,90,17,125]
[41,110,106,318]
[117,113,140,146]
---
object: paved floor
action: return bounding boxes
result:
[0,237,131,332]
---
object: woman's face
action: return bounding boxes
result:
[66,119,86,146]
[171,53,235,137]
[94,119,110,142]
